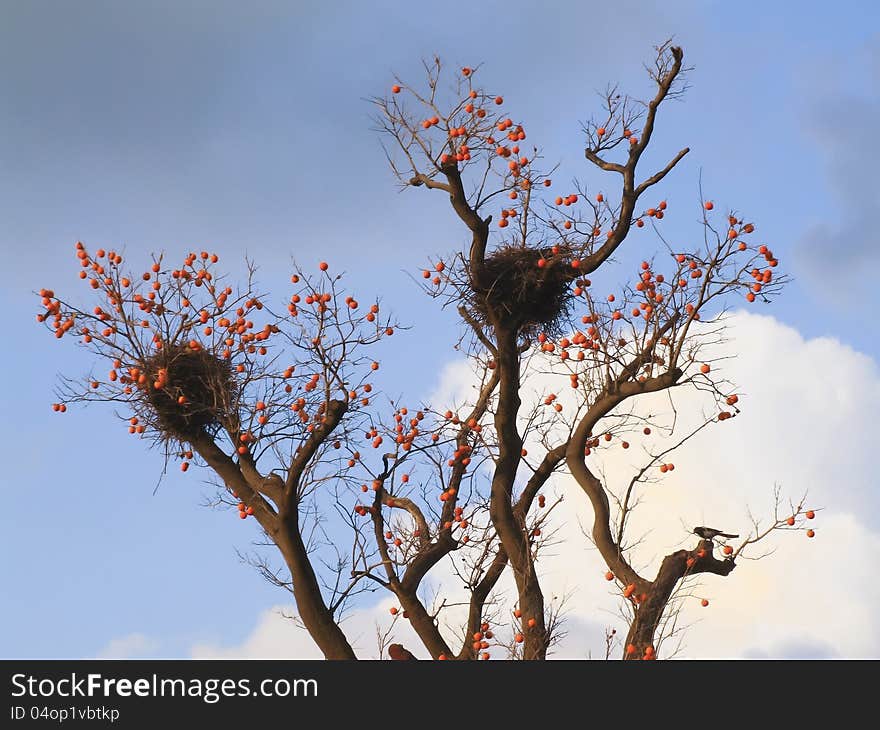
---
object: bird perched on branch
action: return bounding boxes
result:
[693,526,739,540]
[388,643,418,660]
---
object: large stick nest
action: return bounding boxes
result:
[468,245,575,336]
[144,344,237,441]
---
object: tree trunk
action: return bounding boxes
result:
[396,592,451,659]
[275,520,358,660]
[622,540,734,660]
[622,556,681,660]
[490,326,547,660]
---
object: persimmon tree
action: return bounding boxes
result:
[37,246,564,660]
[36,41,816,661]
[373,40,816,660]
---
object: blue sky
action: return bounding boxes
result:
[1,1,878,658]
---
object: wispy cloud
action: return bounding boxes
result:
[794,41,880,293]
[96,633,159,659]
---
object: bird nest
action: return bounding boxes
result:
[143,344,237,440]
[468,245,574,336]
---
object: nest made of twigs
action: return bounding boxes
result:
[468,245,574,335]
[144,344,237,440]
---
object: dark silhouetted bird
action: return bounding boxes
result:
[693,526,738,540]
[388,643,418,660]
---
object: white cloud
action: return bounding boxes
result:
[96,633,158,659]
[190,600,452,660]
[190,311,880,659]
[191,609,322,660]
